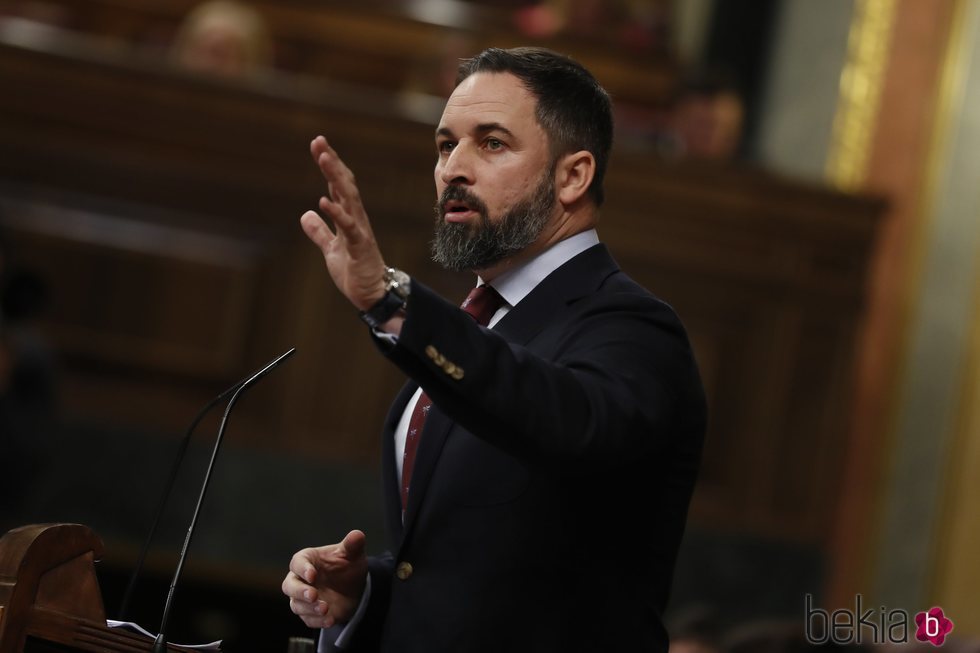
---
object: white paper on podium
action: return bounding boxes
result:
[106,619,222,650]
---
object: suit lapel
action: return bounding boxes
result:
[382,381,419,545]
[391,244,622,545]
[493,244,619,344]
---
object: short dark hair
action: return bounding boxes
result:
[456,47,613,207]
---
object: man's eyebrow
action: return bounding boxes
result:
[475,122,516,139]
[434,123,516,139]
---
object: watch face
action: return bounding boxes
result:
[386,268,411,299]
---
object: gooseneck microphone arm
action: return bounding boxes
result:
[118,377,247,620]
[152,348,296,653]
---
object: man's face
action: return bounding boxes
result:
[431,72,557,272]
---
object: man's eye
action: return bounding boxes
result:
[438,141,456,154]
[486,138,504,150]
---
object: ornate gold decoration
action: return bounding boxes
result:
[825,0,899,191]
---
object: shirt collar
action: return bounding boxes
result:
[477,228,599,308]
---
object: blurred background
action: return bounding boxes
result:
[0,0,977,650]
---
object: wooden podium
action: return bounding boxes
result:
[0,524,207,652]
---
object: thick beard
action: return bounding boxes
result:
[431,169,556,272]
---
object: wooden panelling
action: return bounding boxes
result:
[0,198,258,378]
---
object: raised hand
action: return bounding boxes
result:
[300,136,387,312]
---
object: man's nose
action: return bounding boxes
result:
[439,145,474,185]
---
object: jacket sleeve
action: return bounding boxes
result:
[322,553,394,652]
[377,280,705,467]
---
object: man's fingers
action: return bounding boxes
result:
[288,549,321,585]
[310,135,328,162]
[301,200,360,250]
[282,571,302,596]
[289,596,328,616]
[311,138,347,203]
[305,135,381,274]
[313,145,360,212]
[289,599,331,629]
[300,211,336,251]
[339,529,367,559]
[284,569,330,620]
[311,138,346,185]
[317,196,368,247]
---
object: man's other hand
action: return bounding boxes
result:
[282,529,369,628]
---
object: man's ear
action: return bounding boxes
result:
[555,150,596,206]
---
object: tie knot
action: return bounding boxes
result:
[460,285,505,326]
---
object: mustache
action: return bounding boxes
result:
[436,184,490,220]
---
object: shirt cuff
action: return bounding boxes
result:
[371,327,398,345]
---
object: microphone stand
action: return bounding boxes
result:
[118,378,246,620]
[152,348,295,653]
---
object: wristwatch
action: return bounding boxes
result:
[359,266,411,329]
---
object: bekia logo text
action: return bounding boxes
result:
[805,595,954,646]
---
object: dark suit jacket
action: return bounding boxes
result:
[347,244,706,653]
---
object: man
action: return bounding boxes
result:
[282,47,706,653]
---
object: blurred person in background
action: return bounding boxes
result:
[171,0,273,78]
[665,69,745,161]
[513,0,670,54]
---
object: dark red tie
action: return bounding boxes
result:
[401,285,505,510]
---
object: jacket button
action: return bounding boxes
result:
[395,561,413,580]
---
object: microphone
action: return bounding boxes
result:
[151,348,296,653]
[119,376,248,620]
